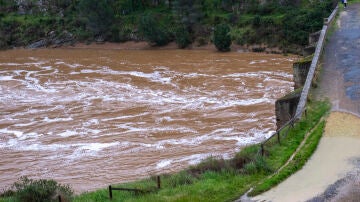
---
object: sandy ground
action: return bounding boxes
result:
[252,112,360,202]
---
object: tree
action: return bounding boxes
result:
[214,23,231,52]
[175,25,191,48]
[173,0,203,32]
[138,13,171,46]
[78,0,114,37]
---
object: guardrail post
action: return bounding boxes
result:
[109,185,112,200]
[157,176,161,189]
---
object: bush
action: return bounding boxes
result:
[11,176,74,202]
[78,0,114,36]
[138,13,171,46]
[243,156,272,174]
[231,145,258,169]
[175,25,192,48]
[189,156,230,176]
[214,23,231,52]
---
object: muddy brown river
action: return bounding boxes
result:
[0,49,295,192]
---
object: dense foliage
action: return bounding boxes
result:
[0,0,337,50]
[214,23,231,51]
[4,176,74,202]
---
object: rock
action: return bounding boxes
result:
[27,30,75,48]
[26,39,48,49]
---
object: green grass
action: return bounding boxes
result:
[249,119,326,196]
[0,101,330,202]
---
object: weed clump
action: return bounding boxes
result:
[6,176,74,202]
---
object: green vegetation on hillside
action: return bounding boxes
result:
[0,0,337,51]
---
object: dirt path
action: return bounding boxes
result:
[247,3,360,202]
[252,112,360,202]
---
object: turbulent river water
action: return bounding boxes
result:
[0,49,295,192]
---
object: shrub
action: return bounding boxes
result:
[138,13,171,46]
[78,0,114,36]
[214,23,231,52]
[175,25,192,48]
[231,145,259,169]
[12,176,74,202]
[243,156,272,174]
[189,156,230,176]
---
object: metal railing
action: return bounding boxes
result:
[260,4,339,155]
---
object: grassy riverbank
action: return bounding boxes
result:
[0,100,326,202]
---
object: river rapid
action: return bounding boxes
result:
[0,49,295,192]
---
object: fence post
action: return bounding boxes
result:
[277,132,281,145]
[109,185,112,200]
[58,195,61,202]
[261,144,264,156]
[157,176,161,189]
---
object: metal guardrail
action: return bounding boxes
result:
[260,4,339,155]
[295,5,339,118]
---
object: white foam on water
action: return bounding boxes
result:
[231,98,272,106]
[24,71,57,93]
[43,117,73,123]
[13,121,37,127]
[0,128,24,138]
[87,129,101,134]
[0,76,14,81]
[80,69,97,74]
[177,153,212,165]
[0,63,22,66]
[75,142,119,152]
[40,66,52,71]
[83,119,99,127]
[0,128,41,141]
[249,60,268,65]
[156,116,174,123]
[156,159,173,169]
[58,130,78,137]
[101,113,150,122]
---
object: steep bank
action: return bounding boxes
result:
[0,0,336,52]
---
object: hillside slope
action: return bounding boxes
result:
[0,0,336,52]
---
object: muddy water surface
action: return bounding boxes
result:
[0,49,295,192]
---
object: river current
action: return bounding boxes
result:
[0,49,295,192]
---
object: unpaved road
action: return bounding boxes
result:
[249,3,360,202]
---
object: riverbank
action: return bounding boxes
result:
[18,40,284,54]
